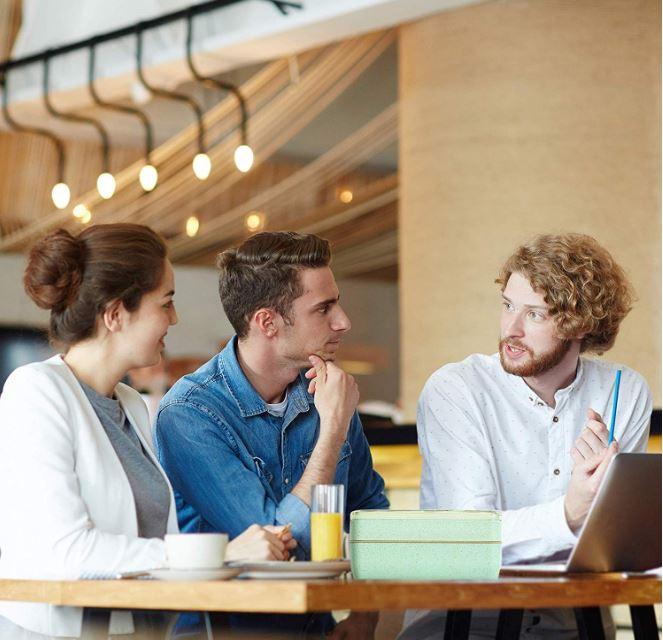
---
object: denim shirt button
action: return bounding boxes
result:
[284,478,289,484]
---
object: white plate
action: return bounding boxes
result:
[149,567,241,581]
[231,560,351,580]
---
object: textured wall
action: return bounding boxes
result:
[399,0,661,418]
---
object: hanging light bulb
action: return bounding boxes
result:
[234,144,254,173]
[72,203,90,219]
[96,172,116,199]
[2,66,73,213]
[139,164,158,192]
[245,211,265,232]
[185,215,200,237]
[192,153,211,180]
[185,17,252,177]
[45,52,113,209]
[73,203,91,224]
[51,182,71,209]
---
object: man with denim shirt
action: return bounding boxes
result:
[155,231,388,637]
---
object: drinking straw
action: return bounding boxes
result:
[607,369,622,444]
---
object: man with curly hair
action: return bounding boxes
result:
[401,233,652,639]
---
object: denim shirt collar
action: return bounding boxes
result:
[218,336,314,418]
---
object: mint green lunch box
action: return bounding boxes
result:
[349,510,501,580]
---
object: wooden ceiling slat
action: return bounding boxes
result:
[332,230,398,278]
[147,33,396,239]
[0,31,395,253]
[0,45,322,247]
[0,0,21,60]
[179,181,399,274]
[324,203,398,251]
[298,175,398,235]
[169,103,397,260]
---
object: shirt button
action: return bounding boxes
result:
[553,416,559,423]
[553,468,560,476]
[284,478,289,484]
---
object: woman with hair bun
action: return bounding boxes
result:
[0,224,295,640]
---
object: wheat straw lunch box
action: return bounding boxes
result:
[349,509,501,580]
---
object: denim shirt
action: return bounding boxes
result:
[154,336,389,556]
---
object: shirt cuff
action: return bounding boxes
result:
[276,491,311,556]
[548,494,579,552]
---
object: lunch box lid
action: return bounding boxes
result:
[350,509,501,521]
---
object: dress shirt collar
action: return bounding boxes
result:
[505,355,585,409]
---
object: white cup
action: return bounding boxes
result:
[165,533,228,569]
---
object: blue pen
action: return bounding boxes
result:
[607,369,622,444]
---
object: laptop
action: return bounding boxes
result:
[504,452,661,574]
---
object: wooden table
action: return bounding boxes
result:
[0,573,659,639]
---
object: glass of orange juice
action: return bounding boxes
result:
[310,484,344,561]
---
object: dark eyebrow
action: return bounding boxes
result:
[502,295,547,311]
[163,290,175,298]
[313,295,339,309]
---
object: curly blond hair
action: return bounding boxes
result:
[496,234,634,354]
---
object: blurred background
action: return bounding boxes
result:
[0,1,659,635]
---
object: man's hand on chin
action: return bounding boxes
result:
[327,612,379,640]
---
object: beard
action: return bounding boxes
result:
[499,336,571,377]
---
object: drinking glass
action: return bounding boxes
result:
[310,484,344,561]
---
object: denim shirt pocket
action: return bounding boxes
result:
[299,440,352,483]
[253,456,274,485]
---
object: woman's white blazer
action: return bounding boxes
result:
[0,356,179,637]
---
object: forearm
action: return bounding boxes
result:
[501,495,577,564]
[291,429,344,506]
[2,477,168,579]
[53,529,167,577]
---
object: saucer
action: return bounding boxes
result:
[149,567,241,581]
[229,560,350,580]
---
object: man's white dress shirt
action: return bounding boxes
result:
[400,353,651,639]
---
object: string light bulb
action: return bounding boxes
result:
[185,215,200,237]
[72,204,91,223]
[51,182,71,209]
[339,188,353,204]
[139,164,158,191]
[234,144,254,173]
[245,211,265,232]
[192,153,211,180]
[96,172,116,199]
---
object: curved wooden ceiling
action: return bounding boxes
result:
[0,29,399,279]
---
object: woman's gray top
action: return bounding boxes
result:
[79,381,170,539]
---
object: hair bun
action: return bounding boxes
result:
[24,229,85,311]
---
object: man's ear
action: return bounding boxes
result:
[101,299,125,333]
[252,308,278,338]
